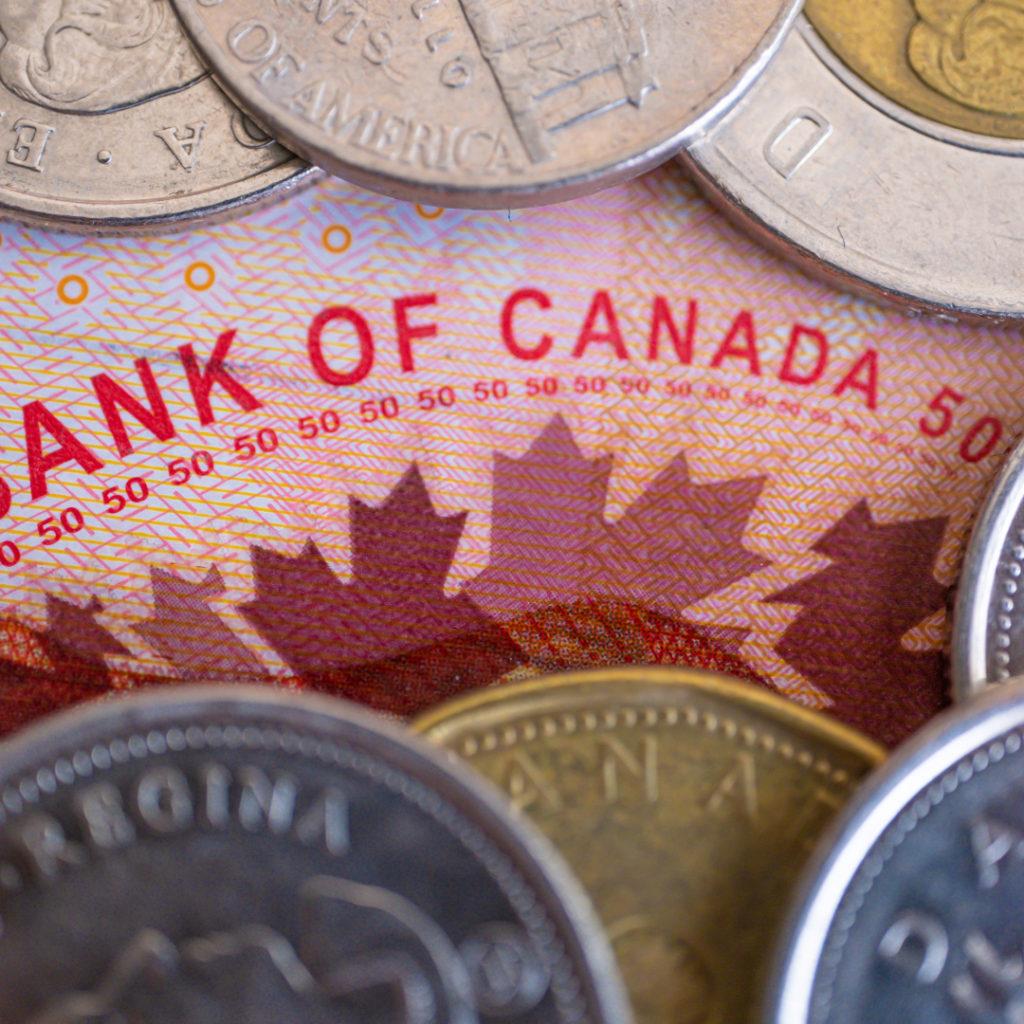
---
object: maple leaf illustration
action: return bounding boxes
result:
[44,594,130,668]
[582,452,769,617]
[766,499,949,745]
[468,416,612,618]
[240,465,499,676]
[469,416,769,623]
[133,565,266,681]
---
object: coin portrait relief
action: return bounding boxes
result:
[908,0,1024,114]
[0,0,204,114]
[804,0,1024,137]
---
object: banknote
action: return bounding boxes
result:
[0,163,1017,747]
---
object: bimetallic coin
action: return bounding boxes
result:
[951,437,1024,701]
[683,8,1024,321]
[169,0,801,209]
[0,687,631,1024]
[0,1,315,235]
[413,668,885,1024]
[764,677,1024,1024]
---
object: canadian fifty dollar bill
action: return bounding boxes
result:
[0,165,1016,746]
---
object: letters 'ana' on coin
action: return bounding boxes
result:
[951,434,1024,701]
[413,667,885,1024]
[0,0,317,234]
[763,676,1024,1024]
[683,2,1024,322]
[0,686,633,1024]
[169,0,800,209]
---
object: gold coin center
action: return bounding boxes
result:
[805,0,1024,137]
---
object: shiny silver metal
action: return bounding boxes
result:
[684,16,1024,323]
[951,440,1024,701]
[0,686,632,1024]
[0,1,315,235]
[170,0,801,209]
[764,678,1024,1024]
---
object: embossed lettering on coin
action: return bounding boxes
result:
[0,688,630,1024]
[169,0,800,207]
[414,668,884,1024]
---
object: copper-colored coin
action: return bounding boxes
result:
[413,667,885,1024]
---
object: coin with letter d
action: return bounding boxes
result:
[413,667,885,1024]
[169,0,800,209]
[763,676,1024,1024]
[683,3,1024,321]
[0,686,631,1024]
[951,435,1024,701]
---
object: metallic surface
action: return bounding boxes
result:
[764,677,1024,1024]
[683,15,1024,322]
[951,438,1024,701]
[0,2,315,235]
[0,686,632,1024]
[805,0,1024,139]
[170,0,801,209]
[413,667,885,1024]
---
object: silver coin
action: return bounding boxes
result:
[683,15,1024,322]
[951,439,1024,701]
[0,1,316,235]
[169,0,800,209]
[0,686,631,1024]
[764,678,1024,1024]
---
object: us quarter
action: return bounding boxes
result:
[764,677,1024,1024]
[169,0,800,209]
[683,7,1024,322]
[0,686,632,1024]
[951,437,1024,701]
[0,0,315,235]
[414,667,885,1024]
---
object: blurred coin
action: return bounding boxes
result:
[0,686,631,1024]
[169,0,800,209]
[0,1,315,235]
[951,437,1024,700]
[683,9,1024,321]
[413,667,884,1024]
[764,676,1024,1024]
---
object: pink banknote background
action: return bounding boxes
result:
[0,163,1018,747]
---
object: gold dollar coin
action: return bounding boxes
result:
[413,668,884,1024]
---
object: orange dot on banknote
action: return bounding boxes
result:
[322,225,352,254]
[57,275,88,305]
[185,262,215,292]
[415,205,444,220]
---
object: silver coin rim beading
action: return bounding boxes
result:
[681,14,1024,322]
[0,685,633,1024]
[0,160,320,237]
[169,0,802,210]
[762,677,1024,1024]
[950,439,1024,700]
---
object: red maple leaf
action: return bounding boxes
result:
[45,594,130,668]
[469,416,769,631]
[133,565,266,681]
[765,499,949,745]
[582,451,769,618]
[239,464,508,677]
[467,416,611,618]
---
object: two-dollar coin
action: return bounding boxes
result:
[763,676,1024,1024]
[0,686,632,1024]
[413,667,885,1023]
[169,0,801,209]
